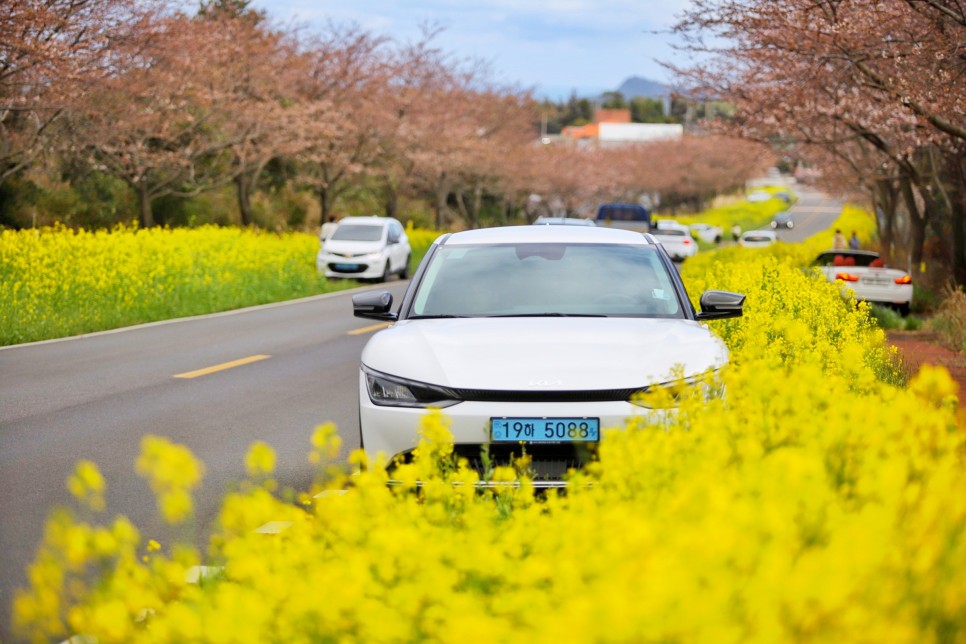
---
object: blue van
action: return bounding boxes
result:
[595,203,651,232]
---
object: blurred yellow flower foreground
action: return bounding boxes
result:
[13,242,966,643]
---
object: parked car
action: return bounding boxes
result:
[771,212,794,229]
[689,223,724,244]
[739,230,778,248]
[813,250,913,315]
[533,216,597,226]
[594,202,651,232]
[747,190,772,203]
[652,221,698,261]
[316,216,411,282]
[352,225,745,486]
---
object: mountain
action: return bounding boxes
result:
[614,76,669,100]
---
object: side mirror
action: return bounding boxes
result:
[352,291,397,321]
[695,290,745,321]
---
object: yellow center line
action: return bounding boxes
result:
[348,322,392,336]
[173,354,271,379]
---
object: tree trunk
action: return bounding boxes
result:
[434,174,449,230]
[138,181,155,228]
[236,173,254,227]
[947,151,966,286]
[899,175,927,275]
[469,181,483,229]
[318,185,332,223]
[872,179,898,262]
[384,181,398,219]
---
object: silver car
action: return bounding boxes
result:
[351,225,745,486]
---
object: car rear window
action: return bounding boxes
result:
[410,243,683,319]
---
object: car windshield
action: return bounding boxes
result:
[411,243,683,318]
[657,229,686,237]
[743,235,772,242]
[330,224,384,242]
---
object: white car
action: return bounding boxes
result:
[689,223,723,244]
[739,230,778,248]
[351,225,745,486]
[813,250,913,315]
[317,216,411,281]
[652,221,698,260]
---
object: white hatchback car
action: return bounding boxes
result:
[652,221,698,261]
[317,216,411,281]
[351,225,745,486]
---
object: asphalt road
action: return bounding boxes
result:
[0,279,410,635]
[767,185,845,243]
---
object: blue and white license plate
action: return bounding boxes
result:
[490,417,600,443]
[333,263,361,271]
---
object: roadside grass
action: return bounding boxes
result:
[0,224,440,346]
[928,287,966,353]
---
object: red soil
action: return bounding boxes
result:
[887,330,966,393]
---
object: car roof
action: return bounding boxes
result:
[438,225,655,247]
[337,216,395,225]
[742,230,777,238]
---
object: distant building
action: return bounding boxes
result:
[560,108,682,148]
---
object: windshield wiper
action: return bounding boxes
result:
[408,314,472,319]
[488,313,607,318]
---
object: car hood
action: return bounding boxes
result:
[360,317,728,390]
[323,239,384,255]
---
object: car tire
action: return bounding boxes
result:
[897,302,910,317]
[378,260,391,283]
[399,254,411,279]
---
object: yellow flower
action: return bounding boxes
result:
[244,441,276,478]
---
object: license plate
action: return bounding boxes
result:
[490,417,600,443]
[333,263,360,271]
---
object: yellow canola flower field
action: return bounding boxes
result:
[12,208,966,642]
[0,225,343,345]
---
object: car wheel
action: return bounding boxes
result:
[897,302,911,317]
[399,254,411,279]
[378,260,391,283]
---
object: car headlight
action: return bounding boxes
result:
[629,371,723,409]
[363,365,460,408]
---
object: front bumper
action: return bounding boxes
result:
[358,373,660,485]
[317,252,386,279]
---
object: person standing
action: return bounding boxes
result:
[732,224,741,242]
[833,229,847,250]
[849,231,860,250]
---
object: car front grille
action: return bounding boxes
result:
[450,388,638,403]
[388,443,597,487]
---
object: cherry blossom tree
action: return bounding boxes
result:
[670,0,965,278]
[0,0,134,181]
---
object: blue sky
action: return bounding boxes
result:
[248,0,694,100]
